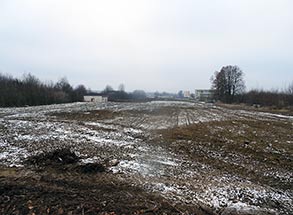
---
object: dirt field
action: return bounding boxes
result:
[0,101,292,215]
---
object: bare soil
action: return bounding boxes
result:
[0,101,292,215]
[51,110,120,121]
[1,166,208,215]
[157,119,293,191]
[1,149,209,215]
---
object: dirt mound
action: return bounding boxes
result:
[26,149,108,174]
[26,148,80,166]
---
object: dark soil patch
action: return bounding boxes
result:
[26,148,80,166]
[158,119,293,190]
[0,166,214,215]
[123,106,179,117]
[25,149,108,175]
[51,110,119,121]
[77,163,106,174]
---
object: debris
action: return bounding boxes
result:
[244,141,250,145]
[108,159,119,167]
[26,148,80,166]
[27,200,34,210]
[57,207,64,214]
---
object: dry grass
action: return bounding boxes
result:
[218,103,293,116]
[158,119,293,190]
[51,110,120,121]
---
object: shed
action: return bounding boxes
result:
[84,95,108,103]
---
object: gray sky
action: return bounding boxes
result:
[0,0,292,92]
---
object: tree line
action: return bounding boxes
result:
[101,84,148,101]
[1,69,292,108]
[0,72,150,107]
[0,73,87,107]
[211,65,293,107]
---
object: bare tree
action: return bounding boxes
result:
[211,65,245,103]
[103,85,113,93]
[178,90,184,98]
[118,83,125,92]
[287,82,293,95]
[22,73,40,86]
[132,90,147,100]
[73,84,87,101]
[55,77,73,93]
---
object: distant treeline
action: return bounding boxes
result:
[101,85,148,102]
[239,89,293,107]
[221,89,293,108]
[0,73,87,107]
[2,71,292,108]
[0,73,150,107]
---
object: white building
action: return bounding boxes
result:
[183,91,191,98]
[84,95,108,103]
[194,89,214,102]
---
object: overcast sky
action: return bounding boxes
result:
[0,0,292,92]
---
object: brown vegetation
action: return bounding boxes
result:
[51,110,120,121]
[158,119,293,191]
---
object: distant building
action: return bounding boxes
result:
[194,89,214,102]
[183,91,191,98]
[84,94,108,103]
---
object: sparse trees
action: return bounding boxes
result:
[118,84,125,92]
[22,73,40,86]
[55,77,73,93]
[103,85,113,93]
[243,89,293,107]
[73,85,87,101]
[22,73,42,105]
[287,82,293,95]
[211,65,245,103]
[178,90,183,98]
[287,82,293,105]
[55,77,74,102]
[154,91,160,99]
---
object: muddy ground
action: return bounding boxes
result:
[0,101,292,215]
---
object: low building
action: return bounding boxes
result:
[194,89,214,102]
[183,91,191,98]
[84,94,108,103]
